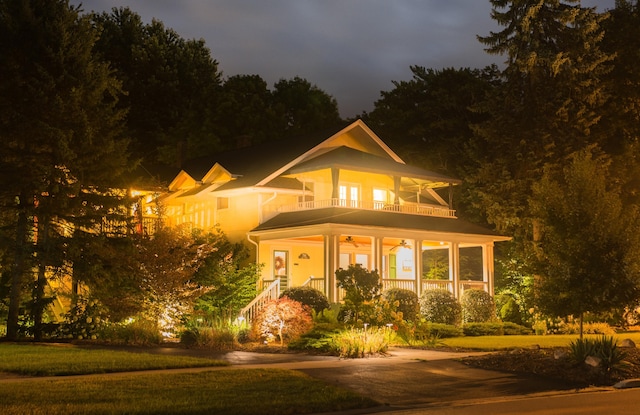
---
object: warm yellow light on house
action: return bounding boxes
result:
[131,189,143,197]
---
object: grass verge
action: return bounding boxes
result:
[0,369,377,415]
[0,343,227,376]
[441,332,640,350]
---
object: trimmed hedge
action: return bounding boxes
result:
[462,322,533,336]
[419,289,462,326]
[461,289,495,323]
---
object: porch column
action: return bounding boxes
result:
[324,234,339,302]
[414,239,422,296]
[482,243,495,296]
[449,242,460,299]
[373,237,383,275]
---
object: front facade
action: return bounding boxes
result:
[141,120,509,303]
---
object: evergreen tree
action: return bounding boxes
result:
[472,0,613,250]
[0,0,133,340]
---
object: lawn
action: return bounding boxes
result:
[440,331,640,350]
[0,343,378,415]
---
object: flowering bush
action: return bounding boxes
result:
[382,288,419,322]
[252,297,313,345]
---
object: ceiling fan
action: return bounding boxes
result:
[390,239,411,252]
[343,236,359,248]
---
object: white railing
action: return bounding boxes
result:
[302,276,325,292]
[238,279,281,323]
[459,280,488,294]
[273,198,456,218]
[382,279,417,291]
[421,280,454,292]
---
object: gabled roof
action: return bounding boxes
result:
[250,208,508,241]
[175,120,460,193]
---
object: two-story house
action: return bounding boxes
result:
[143,120,508,311]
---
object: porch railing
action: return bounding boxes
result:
[382,278,417,291]
[272,198,455,218]
[238,278,281,323]
[421,279,453,292]
[301,276,325,292]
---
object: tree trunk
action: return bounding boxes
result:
[6,194,31,340]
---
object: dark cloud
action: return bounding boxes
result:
[75,0,615,117]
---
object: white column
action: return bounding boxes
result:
[324,234,338,302]
[414,239,422,296]
[449,242,460,299]
[482,243,495,296]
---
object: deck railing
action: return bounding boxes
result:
[273,198,456,218]
[302,276,325,292]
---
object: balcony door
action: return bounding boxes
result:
[339,184,360,208]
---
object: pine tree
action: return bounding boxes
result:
[0,0,133,340]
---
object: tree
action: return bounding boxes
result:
[472,0,613,244]
[530,147,640,337]
[364,66,500,178]
[91,7,223,168]
[335,264,382,323]
[272,76,342,137]
[0,0,133,340]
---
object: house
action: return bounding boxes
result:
[140,120,509,315]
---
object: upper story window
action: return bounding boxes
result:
[339,184,360,208]
[373,188,388,209]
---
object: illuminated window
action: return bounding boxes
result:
[373,188,387,209]
[339,184,359,207]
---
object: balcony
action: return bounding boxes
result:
[273,198,456,218]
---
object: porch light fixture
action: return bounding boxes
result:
[298,253,310,259]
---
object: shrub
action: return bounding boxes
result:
[329,326,389,358]
[280,286,330,313]
[382,288,419,322]
[57,297,108,340]
[100,318,163,345]
[419,289,461,326]
[463,322,504,336]
[569,336,627,373]
[252,297,313,345]
[413,321,463,340]
[498,296,523,325]
[557,321,616,335]
[335,264,382,323]
[502,322,533,335]
[179,317,247,349]
[461,289,495,323]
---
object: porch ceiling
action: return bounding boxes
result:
[250,207,510,242]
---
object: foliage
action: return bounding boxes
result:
[335,265,382,323]
[461,289,495,323]
[191,228,259,319]
[328,326,390,358]
[280,286,330,313]
[569,336,628,373]
[413,321,463,340]
[287,324,343,353]
[99,318,163,345]
[252,298,313,346]
[555,321,615,336]
[463,322,504,337]
[57,297,108,340]
[419,289,462,326]
[496,294,523,325]
[530,148,640,327]
[382,288,419,322]
[501,322,533,336]
[179,316,247,350]
[0,0,133,340]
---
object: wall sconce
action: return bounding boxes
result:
[298,253,310,259]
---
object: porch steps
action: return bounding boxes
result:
[238,278,280,323]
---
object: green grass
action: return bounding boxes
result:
[0,343,378,414]
[441,332,640,350]
[0,369,377,415]
[0,343,227,376]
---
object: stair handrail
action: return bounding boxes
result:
[237,278,280,323]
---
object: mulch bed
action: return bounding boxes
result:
[460,346,640,387]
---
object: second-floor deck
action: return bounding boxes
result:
[272,198,456,218]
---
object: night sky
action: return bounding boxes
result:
[74,0,616,117]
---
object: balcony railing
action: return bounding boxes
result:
[273,198,456,218]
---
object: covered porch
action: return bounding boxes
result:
[248,208,509,302]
